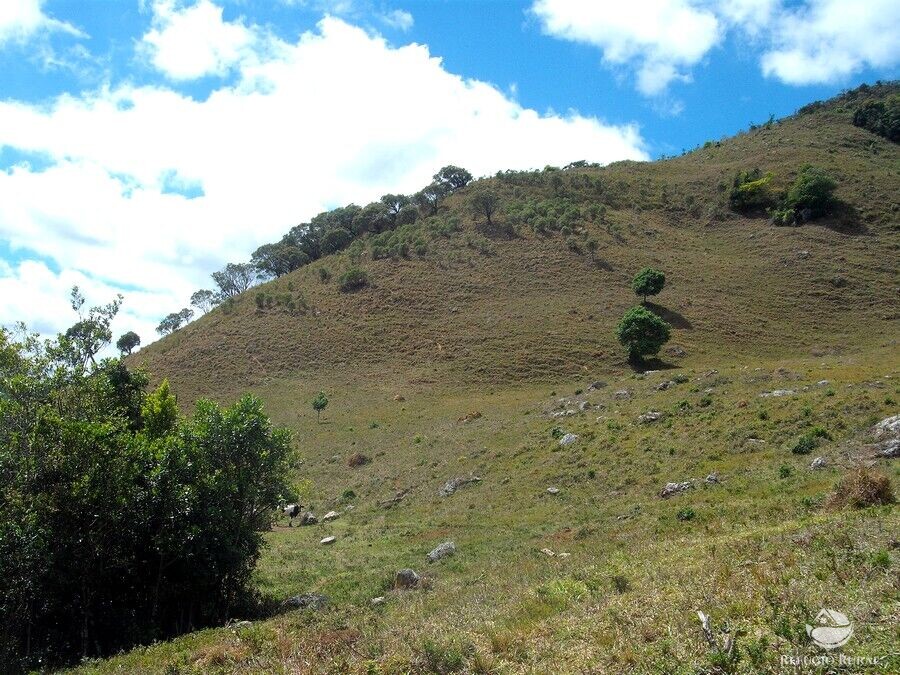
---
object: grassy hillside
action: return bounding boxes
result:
[87,85,900,673]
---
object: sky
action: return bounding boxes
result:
[0,0,897,348]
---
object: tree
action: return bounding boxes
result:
[320,227,352,255]
[380,193,411,217]
[116,331,141,355]
[413,182,448,216]
[212,262,256,298]
[616,306,671,361]
[250,243,309,279]
[190,289,218,314]
[355,202,393,234]
[312,391,329,422]
[60,286,123,368]
[469,186,500,226]
[433,165,473,191]
[156,308,193,336]
[631,267,666,303]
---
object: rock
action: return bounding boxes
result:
[810,457,827,470]
[613,389,632,400]
[439,475,481,497]
[457,411,482,423]
[394,568,420,589]
[587,380,608,391]
[371,596,386,606]
[551,409,576,418]
[232,620,253,629]
[393,394,405,402]
[666,345,686,358]
[322,511,340,522]
[578,401,592,412]
[657,380,674,391]
[759,389,796,398]
[540,548,555,556]
[347,452,371,467]
[873,414,900,439]
[427,541,456,562]
[320,536,336,545]
[659,481,693,498]
[299,512,318,526]
[546,486,560,495]
[816,380,830,386]
[281,593,329,611]
[877,440,899,458]
[702,370,718,378]
[559,433,579,447]
[558,552,571,559]
[638,411,663,424]
[705,472,720,484]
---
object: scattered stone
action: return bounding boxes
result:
[347,452,371,468]
[439,475,481,497]
[578,401,592,412]
[659,481,694,498]
[873,414,900,439]
[394,568,420,589]
[702,370,718,378]
[299,512,318,526]
[540,548,555,557]
[657,380,675,391]
[588,380,608,390]
[816,380,830,386]
[558,552,571,559]
[371,596,386,606]
[638,411,663,424]
[797,249,810,259]
[393,394,405,402]
[231,620,253,629]
[705,472,720,484]
[427,541,456,562]
[379,490,408,508]
[666,345,686,358]
[320,536,336,545]
[546,487,560,495]
[613,390,632,400]
[457,411,482,423]
[559,433,579,447]
[810,457,827,470]
[281,593,329,611]
[322,511,340,522]
[877,440,899,458]
[551,409,576,418]
[759,389,796,398]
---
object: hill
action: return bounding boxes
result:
[85,84,900,673]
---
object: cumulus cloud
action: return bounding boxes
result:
[0,14,647,343]
[140,0,259,80]
[532,0,900,93]
[531,0,721,95]
[0,0,84,46]
[760,0,900,85]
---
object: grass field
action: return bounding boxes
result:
[83,84,900,673]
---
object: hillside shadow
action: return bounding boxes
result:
[592,256,614,271]
[818,202,868,235]
[645,302,692,329]
[628,356,678,373]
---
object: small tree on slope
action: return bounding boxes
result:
[616,306,671,362]
[631,268,666,303]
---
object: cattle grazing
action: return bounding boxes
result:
[283,503,302,526]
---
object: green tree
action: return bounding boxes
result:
[616,306,671,361]
[785,164,837,219]
[312,391,329,422]
[190,289,218,313]
[469,186,500,226]
[413,182,448,216]
[631,267,666,303]
[60,286,123,368]
[433,165,473,191]
[320,227,353,255]
[116,331,141,355]
[212,262,256,298]
[251,242,309,278]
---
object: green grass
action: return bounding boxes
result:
[72,348,899,673]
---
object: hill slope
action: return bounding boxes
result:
[92,85,900,674]
[133,83,898,404]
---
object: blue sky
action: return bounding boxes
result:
[0,0,897,344]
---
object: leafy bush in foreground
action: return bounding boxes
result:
[338,267,370,292]
[0,328,293,671]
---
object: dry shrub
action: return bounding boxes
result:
[827,469,895,509]
[347,452,371,468]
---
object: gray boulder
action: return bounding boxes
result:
[322,510,340,522]
[546,486,560,495]
[659,481,693,498]
[613,390,632,400]
[281,593,329,611]
[810,457,827,470]
[759,389,795,398]
[873,414,900,439]
[427,541,456,562]
[299,511,318,526]
[877,439,899,458]
[394,568,420,589]
[559,433,579,447]
[638,411,663,424]
[439,475,481,497]
[320,536,336,545]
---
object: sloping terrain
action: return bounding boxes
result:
[86,85,900,673]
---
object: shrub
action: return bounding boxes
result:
[318,267,330,283]
[728,169,776,212]
[785,164,837,219]
[338,268,369,292]
[852,95,899,142]
[616,306,671,361]
[790,426,830,454]
[827,469,895,509]
[779,465,793,479]
[676,507,696,521]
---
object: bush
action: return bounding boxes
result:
[852,95,899,142]
[615,306,671,361]
[318,267,330,283]
[676,507,696,521]
[0,330,293,670]
[790,426,830,455]
[728,169,775,212]
[785,165,837,219]
[338,268,369,292]
[347,452,371,468]
[827,469,895,509]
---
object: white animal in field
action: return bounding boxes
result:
[283,503,302,526]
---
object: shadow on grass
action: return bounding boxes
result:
[644,302,693,329]
[627,356,678,373]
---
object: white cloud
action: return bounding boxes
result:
[532,0,721,95]
[760,0,900,85]
[381,9,413,32]
[0,15,646,343]
[532,0,900,93]
[0,0,84,46]
[140,0,258,80]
